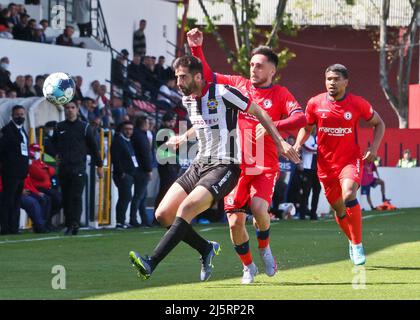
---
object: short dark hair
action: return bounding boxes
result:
[12,105,25,114]
[325,64,349,79]
[82,97,95,103]
[135,115,148,128]
[172,55,203,76]
[251,46,278,67]
[35,75,45,82]
[121,120,133,127]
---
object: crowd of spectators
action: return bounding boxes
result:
[0,2,86,48]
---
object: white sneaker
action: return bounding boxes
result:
[241,262,258,284]
[351,243,366,265]
[259,246,277,277]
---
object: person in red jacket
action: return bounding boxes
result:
[28,144,62,231]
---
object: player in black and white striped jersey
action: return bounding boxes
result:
[129,55,300,281]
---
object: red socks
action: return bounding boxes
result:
[335,199,362,245]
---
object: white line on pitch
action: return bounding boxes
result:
[0,234,105,245]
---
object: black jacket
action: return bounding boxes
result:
[0,121,29,178]
[111,134,138,178]
[52,119,103,174]
[132,128,152,173]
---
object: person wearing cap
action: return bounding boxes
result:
[28,143,62,231]
[154,111,179,209]
[30,23,46,43]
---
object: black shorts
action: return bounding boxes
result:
[176,162,241,202]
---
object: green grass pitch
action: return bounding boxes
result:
[0,208,419,300]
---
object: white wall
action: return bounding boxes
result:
[100,0,177,62]
[314,167,420,214]
[0,38,111,94]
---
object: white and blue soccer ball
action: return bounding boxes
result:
[43,72,75,105]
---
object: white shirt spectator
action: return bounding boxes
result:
[85,88,105,110]
[157,84,181,106]
[302,134,317,170]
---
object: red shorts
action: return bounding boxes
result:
[224,171,279,212]
[319,160,363,205]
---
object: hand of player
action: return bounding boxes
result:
[362,147,377,162]
[293,143,302,154]
[97,167,104,179]
[187,28,203,47]
[255,123,266,140]
[279,140,301,164]
[165,135,186,149]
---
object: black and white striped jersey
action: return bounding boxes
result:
[182,83,251,164]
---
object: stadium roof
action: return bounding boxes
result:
[181,0,417,28]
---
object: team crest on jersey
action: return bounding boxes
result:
[321,112,327,119]
[207,99,218,110]
[263,99,272,109]
[344,111,352,120]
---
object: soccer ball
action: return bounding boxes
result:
[43,72,75,105]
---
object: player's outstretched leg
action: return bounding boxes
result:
[129,251,153,280]
[251,197,277,277]
[200,241,221,281]
[228,212,258,284]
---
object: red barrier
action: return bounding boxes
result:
[358,128,420,166]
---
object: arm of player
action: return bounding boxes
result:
[255,111,307,140]
[247,102,301,164]
[187,28,215,83]
[363,111,385,162]
[294,124,315,154]
[166,127,196,148]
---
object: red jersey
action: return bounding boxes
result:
[215,74,302,173]
[305,92,374,179]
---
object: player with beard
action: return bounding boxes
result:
[187,28,306,283]
[129,55,300,281]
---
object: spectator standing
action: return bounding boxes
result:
[154,56,166,82]
[24,75,36,97]
[0,105,29,235]
[73,75,84,101]
[73,0,92,37]
[13,75,28,97]
[111,121,137,229]
[34,75,45,96]
[52,102,103,235]
[133,19,146,57]
[396,149,417,168]
[6,3,19,26]
[154,111,179,209]
[130,116,153,227]
[56,26,75,47]
[0,57,13,91]
[300,129,321,220]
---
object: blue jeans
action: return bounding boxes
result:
[21,194,47,228]
[130,170,151,226]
